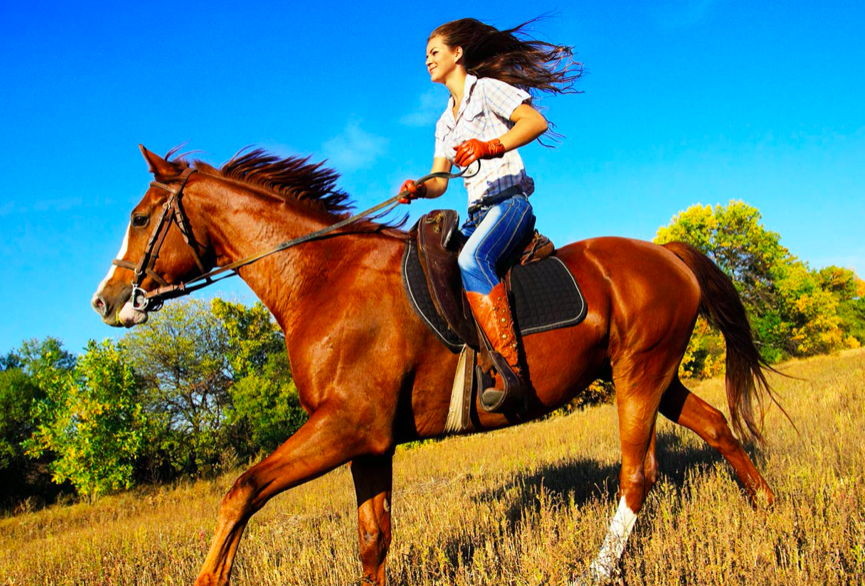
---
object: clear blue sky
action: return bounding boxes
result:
[1,0,863,356]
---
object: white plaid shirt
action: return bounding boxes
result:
[434,74,536,205]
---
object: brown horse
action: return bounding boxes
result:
[92,146,776,586]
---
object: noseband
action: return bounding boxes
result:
[114,163,480,313]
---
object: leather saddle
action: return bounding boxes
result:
[409,209,555,351]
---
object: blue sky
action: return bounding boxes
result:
[1,0,863,355]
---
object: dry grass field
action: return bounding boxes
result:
[2,349,863,586]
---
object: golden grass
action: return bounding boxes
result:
[2,349,863,585]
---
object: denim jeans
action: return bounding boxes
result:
[458,195,534,295]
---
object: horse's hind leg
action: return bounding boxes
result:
[659,376,774,507]
[194,406,387,586]
[351,455,394,586]
[641,420,659,501]
[576,358,672,584]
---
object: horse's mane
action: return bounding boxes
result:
[164,146,406,232]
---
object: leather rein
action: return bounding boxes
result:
[115,163,479,312]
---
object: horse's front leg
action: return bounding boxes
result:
[351,455,394,585]
[193,405,387,586]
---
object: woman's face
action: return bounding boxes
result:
[426,36,462,84]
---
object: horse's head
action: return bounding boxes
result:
[92,145,213,327]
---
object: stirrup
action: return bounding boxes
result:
[475,327,527,413]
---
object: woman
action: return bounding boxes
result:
[401,18,580,413]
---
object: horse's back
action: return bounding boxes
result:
[554,236,701,360]
[555,236,700,304]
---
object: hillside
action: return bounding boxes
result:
[1,349,863,585]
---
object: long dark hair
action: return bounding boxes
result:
[429,17,582,97]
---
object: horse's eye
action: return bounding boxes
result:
[132,215,149,227]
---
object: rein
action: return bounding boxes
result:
[120,163,479,312]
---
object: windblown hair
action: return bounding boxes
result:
[429,17,582,97]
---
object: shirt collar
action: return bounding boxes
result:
[443,74,479,129]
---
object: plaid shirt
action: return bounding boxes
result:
[434,74,535,205]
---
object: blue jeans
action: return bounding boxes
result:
[458,195,534,295]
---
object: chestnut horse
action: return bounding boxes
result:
[92,146,776,586]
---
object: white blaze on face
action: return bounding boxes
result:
[96,223,131,295]
[586,497,638,582]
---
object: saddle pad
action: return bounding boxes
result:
[401,242,587,349]
[510,256,587,335]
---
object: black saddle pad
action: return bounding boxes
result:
[401,241,587,352]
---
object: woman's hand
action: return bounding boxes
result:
[453,138,505,168]
[398,179,427,204]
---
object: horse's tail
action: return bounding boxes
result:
[663,241,785,444]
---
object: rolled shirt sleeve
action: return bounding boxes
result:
[481,78,532,121]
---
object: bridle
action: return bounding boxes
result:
[112,167,206,312]
[115,163,480,313]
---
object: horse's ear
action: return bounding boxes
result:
[139,144,176,177]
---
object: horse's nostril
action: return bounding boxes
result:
[92,294,107,316]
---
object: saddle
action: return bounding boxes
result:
[402,209,586,427]
[408,209,557,351]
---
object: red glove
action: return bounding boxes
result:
[453,138,506,168]
[398,179,427,204]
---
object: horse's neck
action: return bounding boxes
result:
[197,183,374,331]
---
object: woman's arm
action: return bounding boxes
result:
[499,104,549,151]
[399,156,451,202]
[453,103,548,167]
[423,157,453,199]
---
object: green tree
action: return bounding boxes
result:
[0,367,49,506]
[0,339,76,507]
[227,352,306,459]
[19,337,76,381]
[121,298,306,475]
[0,369,42,469]
[838,296,865,346]
[212,299,285,379]
[656,201,851,374]
[655,200,788,311]
[121,298,233,476]
[817,266,865,346]
[25,340,146,502]
[1,350,22,371]
[213,299,306,459]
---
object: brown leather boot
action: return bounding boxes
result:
[465,281,527,413]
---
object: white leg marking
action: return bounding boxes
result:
[96,223,131,294]
[589,497,638,581]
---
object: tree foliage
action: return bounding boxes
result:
[213,299,306,459]
[656,200,787,310]
[0,339,76,506]
[0,369,42,469]
[120,298,305,477]
[121,298,234,476]
[227,352,305,459]
[656,201,862,376]
[212,298,285,379]
[0,366,46,505]
[25,340,146,502]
